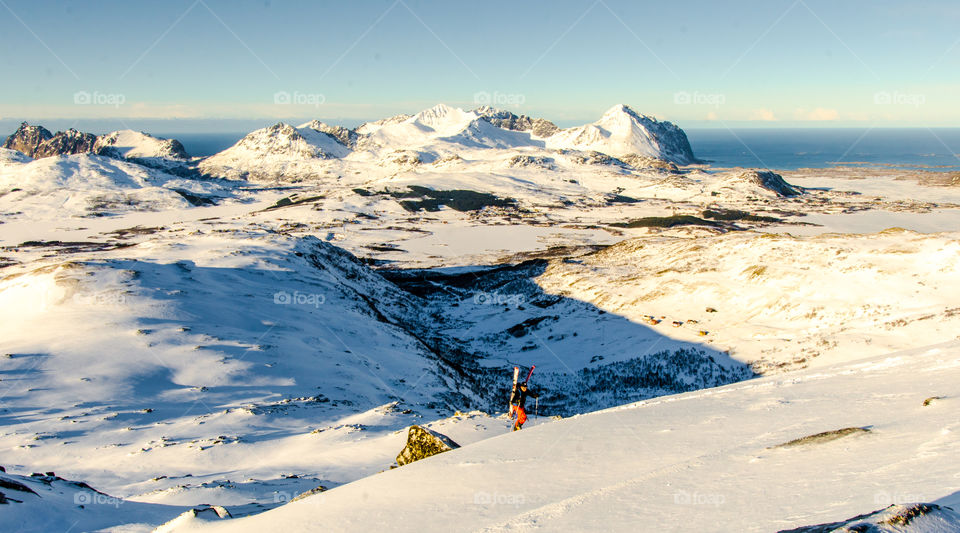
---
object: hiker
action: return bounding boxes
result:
[511,382,539,431]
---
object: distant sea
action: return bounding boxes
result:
[154,133,249,159]
[162,128,960,172]
[685,128,960,171]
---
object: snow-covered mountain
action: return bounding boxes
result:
[2,123,190,163]
[2,122,53,157]
[0,152,229,219]
[546,104,698,164]
[198,122,350,181]
[473,105,560,137]
[196,103,699,182]
[94,129,189,160]
[4,102,960,532]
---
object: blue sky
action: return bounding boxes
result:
[1,0,958,131]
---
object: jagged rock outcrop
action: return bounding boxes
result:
[301,120,358,148]
[154,505,232,532]
[32,129,98,158]
[508,154,555,169]
[473,106,560,137]
[778,503,960,532]
[3,122,53,157]
[395,425,460,466]
[619,153,681,173]
[568,150,629,167]
[4,124,188,163]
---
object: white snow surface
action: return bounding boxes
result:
[2,107,960,532]
[168,341,960,533]
[198,103,697,182]
[94,130,188,160]
[546,104,696,163]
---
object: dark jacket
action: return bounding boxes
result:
[513,385,538,409]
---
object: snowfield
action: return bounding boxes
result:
[163,341,960,533]
[1,104,960,532]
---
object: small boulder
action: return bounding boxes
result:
[395,425,460,466]
[923,396,943,406]
[153,505,232,533]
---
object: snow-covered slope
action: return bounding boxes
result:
[0,470,187,532]
[94,129,189,160]
[0,153,229,219]
[198,122,350,181]
[355,113,413,136]
[4,103,960,533]
[0,229,490,522]
[162,341,960,533]
[536,229,960,373]
[546,104,698,164]
[198,104,698,182]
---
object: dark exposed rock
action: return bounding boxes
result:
[772,427,870,449]
[395,425,460,466]
[3,122,53,157]
[619,153,681,173]
[569,151,629,167]
[0,476,38,495]
[922,396,943,406]
[192,505,232,519]
[473,106,560,137]
[303,120,358,148]
[610,215,721,229]
[33,129,98,158]
[778,503,957,532]
[732,170,803,197]
[508,154,554,169]
[289,485,326,503]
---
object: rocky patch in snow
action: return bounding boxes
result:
[779,503,960,533]
[395,425,461,466]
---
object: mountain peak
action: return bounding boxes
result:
[3,122,54,157]
[546,104,698,164]
[410,104,475,132]
[95,129,189,160]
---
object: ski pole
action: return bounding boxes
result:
[535,397,539,419]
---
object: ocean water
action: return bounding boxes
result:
[155,133,248,158]
[163,128,960,172]
[685,128,960,171]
